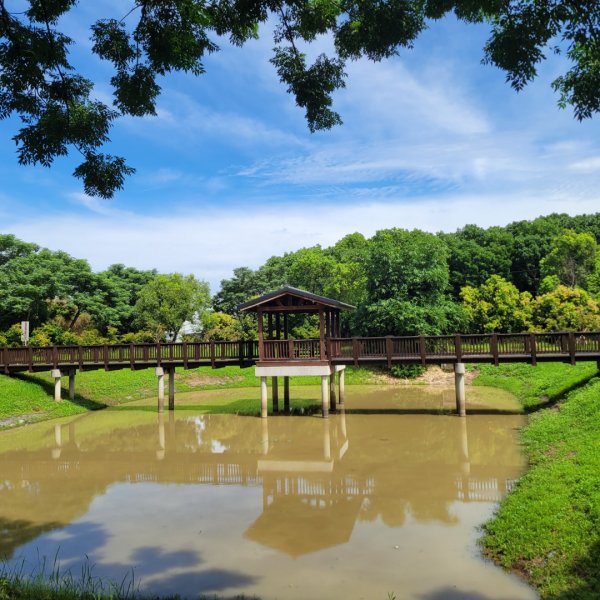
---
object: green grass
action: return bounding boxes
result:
[477,363,600,599]
[472,361,598,411]
[0,365,383,427]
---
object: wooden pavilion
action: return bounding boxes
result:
[237,286,355,418]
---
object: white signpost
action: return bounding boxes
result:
[21,321,29,346]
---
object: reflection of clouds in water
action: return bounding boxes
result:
[211,440,227,454]
[191,415,206,446]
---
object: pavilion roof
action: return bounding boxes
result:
[236,285,355,312]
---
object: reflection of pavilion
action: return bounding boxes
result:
[246,414,368,557]
[0,410,524,560]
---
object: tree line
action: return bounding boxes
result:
[1,211,599,347]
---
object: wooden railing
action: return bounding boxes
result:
[328,332,600,366]
[1,332,599,373]
[262,339,322,361]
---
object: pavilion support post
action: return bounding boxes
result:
[321,375,329,418]
[260,376,268,419]
[284,376,290,413]
[51,369,61,401]
[68,369,76,400]
[272,376,279,413]
[454,362,466,417]
[168,367,175,410]
[156,367,165,413]
[339,368,345,405]
[329,371,337,411]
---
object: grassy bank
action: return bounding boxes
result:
[475,362,600,599]
[0,365,382,427]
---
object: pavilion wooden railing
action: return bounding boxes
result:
[262,339,322,361]
[2,332,600,372]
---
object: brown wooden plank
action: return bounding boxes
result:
[530,333,537,366]
[568,332,576,365]
[352,337,360,367]
[419,336,426,366]
[454,335,463,362]
[386,336,393,368]
[491,333,499,366]
[318,306,326,360]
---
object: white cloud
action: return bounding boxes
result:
[568,157,600,173]
[6,192,600,292]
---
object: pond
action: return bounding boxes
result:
[0,385,537,599]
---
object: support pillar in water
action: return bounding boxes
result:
[283,376,290,413]
[156,367,165,413]
[321,375,329,418]
[272,376,279,413]
[168,367,175,411]
[454,362,466,417]
[260,376,268,418]
[51,369,61,401]
[329,371,337,411]
[339,368,345,405]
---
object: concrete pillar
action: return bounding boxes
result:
[323,418,331,461]
[321,375,329,418]
[329,371,337,411]
[339,368,345,405]
[454,362,466,417]
[68,370,76,400]
[272,376,279,413]
[260,376,268,419]
[284,376,290,413]
[156,367,165,413]
[51,369,61,401]
[168,367,175,411]
[261,418,269,455]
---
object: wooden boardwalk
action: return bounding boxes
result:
[2,331,600,374]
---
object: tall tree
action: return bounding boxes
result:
[366,228,449,305]
[540,229,598,289]
[212,267,264,314]
[134,273,210,341]
[441,225,514,298]
[1,1,598,196]
[461,275,533,333]
[531,285,600,332]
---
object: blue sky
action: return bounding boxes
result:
[1,1,599,292]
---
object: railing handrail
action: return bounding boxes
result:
[2,331,600,371]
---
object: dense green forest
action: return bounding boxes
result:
[1,212,599,347]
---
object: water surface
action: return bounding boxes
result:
[0,385,536,599]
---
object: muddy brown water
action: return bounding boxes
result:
[0,385,537,599]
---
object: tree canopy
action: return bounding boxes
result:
[1,0,598,196]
